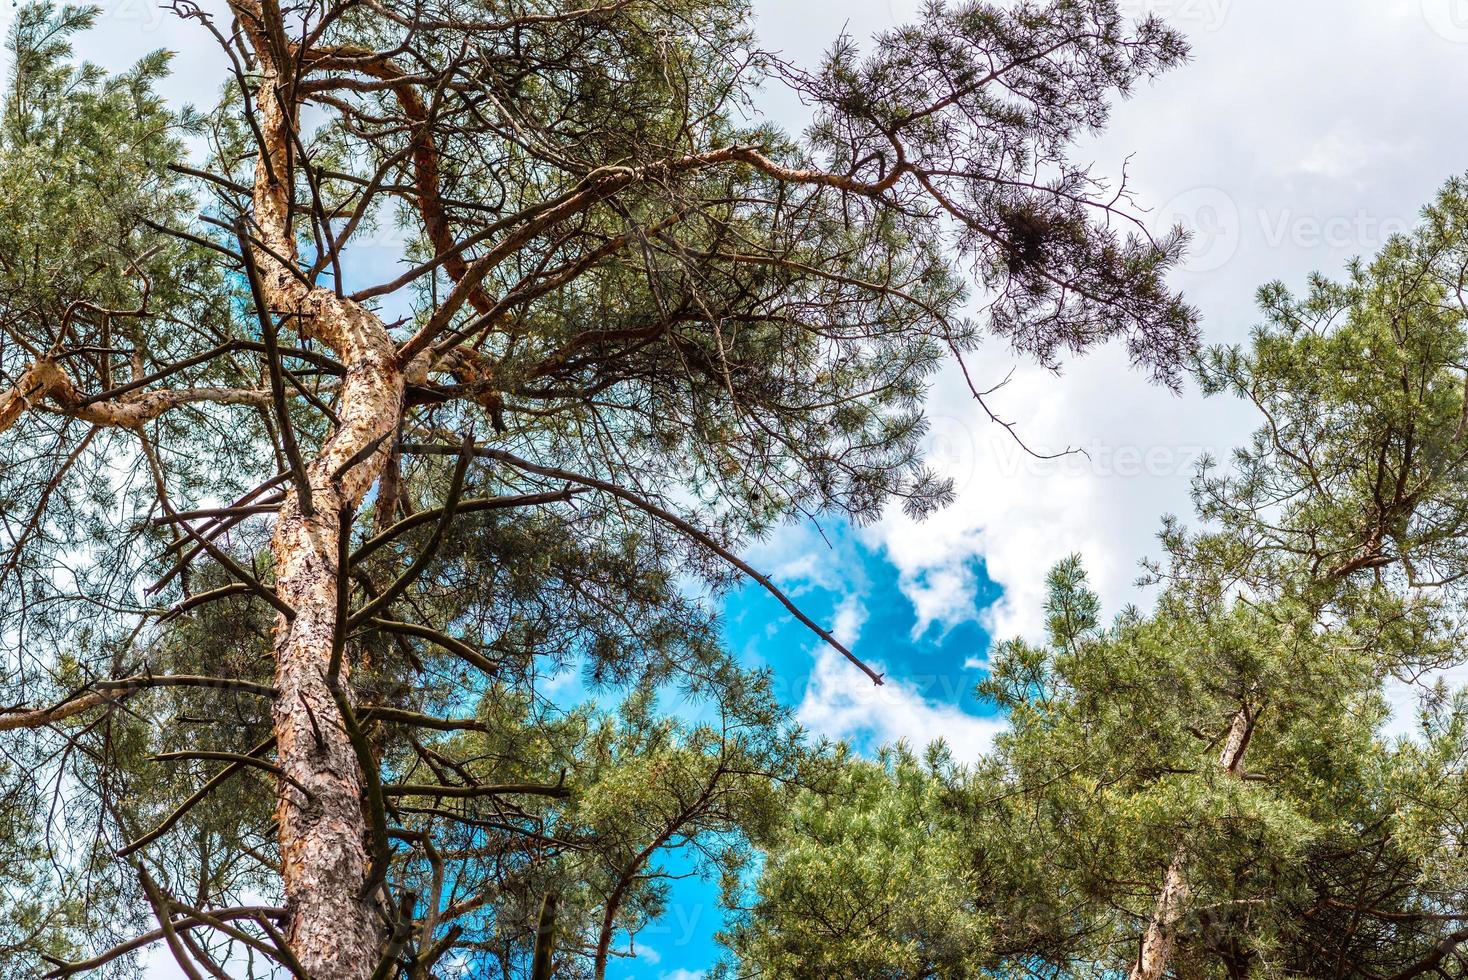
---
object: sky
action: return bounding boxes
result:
[8,0,1468,976]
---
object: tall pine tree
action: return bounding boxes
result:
[721,179,1468,979]
[0,1,1195,976]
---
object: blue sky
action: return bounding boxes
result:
[612,521,1005,979]
[19,0,1468,975]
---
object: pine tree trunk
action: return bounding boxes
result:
[234,9,407,972]
[268,338,403,977]
[1129,707,1252,980]
[271,487,386,979]
[258,199,404,980]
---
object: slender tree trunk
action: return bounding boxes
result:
[530,893,559,980]
[1130,707,1253,980]
[1132,849,1190,980]
[235,9,406,974]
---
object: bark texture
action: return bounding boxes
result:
[237,9,404,974]
[0,357,267,434]
[1129,707,1253,980]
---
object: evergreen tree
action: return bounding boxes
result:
[721,179,1468,979]
[0,1,1194,976]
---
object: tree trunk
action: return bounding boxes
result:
[270,462,392,979]
[1129,707,1253,980]
[259,229,404,980]
[233,8,407,973]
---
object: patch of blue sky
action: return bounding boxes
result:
[606,515,1006,979]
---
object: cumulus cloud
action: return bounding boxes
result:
[900,561,984,641]
[863,348,1242,645]
[850,0,1468,652]
[796,598,1006,761]
[797,645,1007,761]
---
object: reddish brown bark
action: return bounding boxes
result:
[235,7,405,974]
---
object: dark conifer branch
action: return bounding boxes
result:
[236,218,315,516]
[344,432,472,631]
[39,907,287,978]
[118,737,277,858]
[155,503,295,619]
[350,487,583,564]
[404,442,886,685]
[381,782,571,800]
[366,618,500,677]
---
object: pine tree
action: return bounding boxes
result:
[721,179,1468,979]
[0,1,1195,976]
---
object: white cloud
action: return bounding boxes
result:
[768,545,846,596]
[901,561,983,640]
[660,970,706,980]
[796,597,1006,761]
[845,0,1468,655]
[863,349,1246,645]
[829,595,867,647]
[1294,125,1409,181]
[797,645,1007,761]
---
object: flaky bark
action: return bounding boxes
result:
[0,358,267,435]
[1130,707,1253,980]
[234,8,404,975]
[0,689,121,731]
[1133,848,1191,980]
[271,487,389,979]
